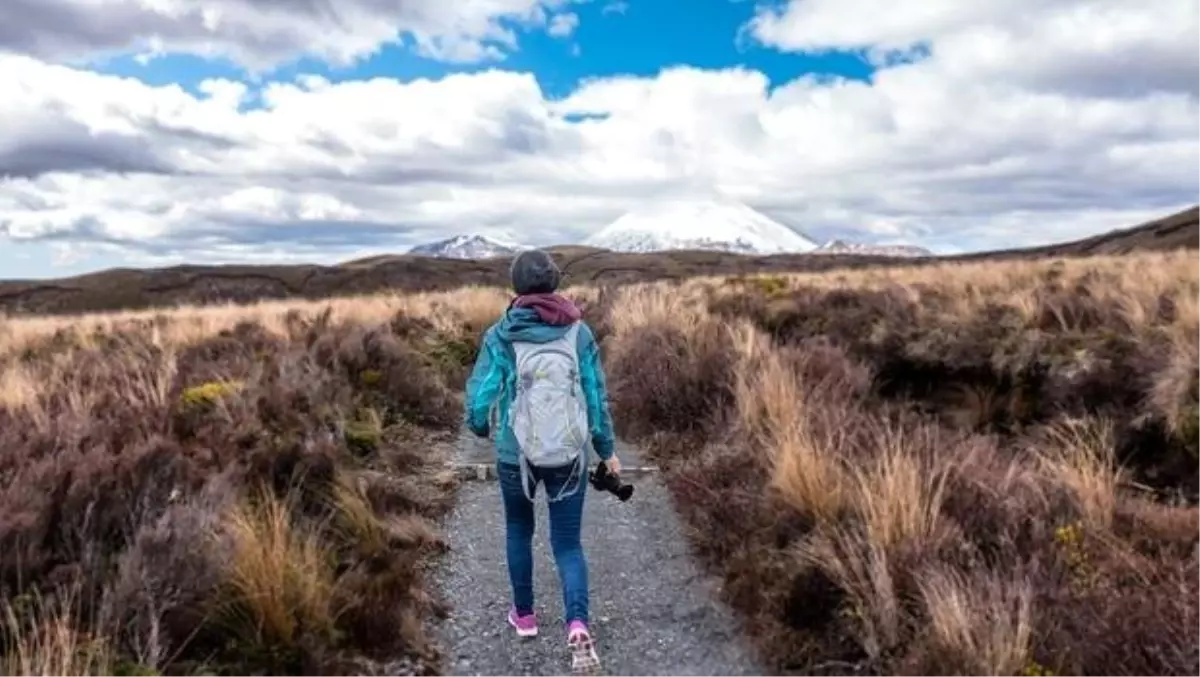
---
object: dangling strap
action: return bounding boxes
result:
[518,454,583,504]
[547,455,583,504]
[519,454,536,503]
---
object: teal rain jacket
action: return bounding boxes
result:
[464,306,616,466]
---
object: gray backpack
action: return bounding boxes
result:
[508,322,590,502]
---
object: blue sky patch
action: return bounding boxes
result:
[90,0,877,101]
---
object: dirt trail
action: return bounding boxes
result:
[431,430,762,676]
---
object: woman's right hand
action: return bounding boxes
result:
[605,454,622,476]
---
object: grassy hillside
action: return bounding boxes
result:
[0,247,944,316]
[957,205,1199,259]
[0,206,1194,316]
[0,247,1196,674]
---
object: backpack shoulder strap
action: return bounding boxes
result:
[563,321,583,362]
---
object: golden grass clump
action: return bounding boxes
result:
[1034,417,1124,530]
[915,567,1034,676]
[216,488,339,650]
[849,422,950,552]
[2,588,113,677]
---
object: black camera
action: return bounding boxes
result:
[588,461,634,502]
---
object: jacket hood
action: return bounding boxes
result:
[495,307,574,344]
[512,292,582,326]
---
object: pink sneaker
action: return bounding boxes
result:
[507,606,538,638]
[567,620,601,675]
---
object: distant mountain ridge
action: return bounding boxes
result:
[583,198,820,254]
[0,206,1193,316]
[407,234,524,259]
[408,200,936,259]
[814,240,934,258]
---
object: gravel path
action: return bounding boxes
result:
[432,431,762,676]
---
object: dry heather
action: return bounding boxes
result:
[0,288,511,675]
[603,250,1199,675]
[2,250,1197,676]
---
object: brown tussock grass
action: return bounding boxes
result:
[607,281,711,339]
[796,527,899,662]
[916,567,1034,676]
[1146,333,1199,433]
[734,332,850,521]
[0,362,42,417]
[216,487,339,649]
[1,587,112,677]
[1035,417,1124,530]
[769,421,853,524]
[329,471,391,558]
[849,422,950,552]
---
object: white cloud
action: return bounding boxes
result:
[747,0,1199,98]
[0,0,1196,272]
[601,1,628,16]
[0,0,583,71]
[548,13,580,38]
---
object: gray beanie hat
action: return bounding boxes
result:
[510,249,561,295]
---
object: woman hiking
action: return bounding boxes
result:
[464,248,620,674]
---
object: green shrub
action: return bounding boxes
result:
[343,408,384,456]
[179,380,244,409]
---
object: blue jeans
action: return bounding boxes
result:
[497,460,589,624]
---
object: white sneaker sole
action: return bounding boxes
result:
[569,634,601,675]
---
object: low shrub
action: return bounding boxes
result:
[0,305,462,675]
[602,253,1200,675]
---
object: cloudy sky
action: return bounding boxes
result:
[0,0,1197,278]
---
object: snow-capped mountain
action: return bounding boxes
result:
[813,240,933,258]
[407,234,525,260]
[584,198,819,255]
